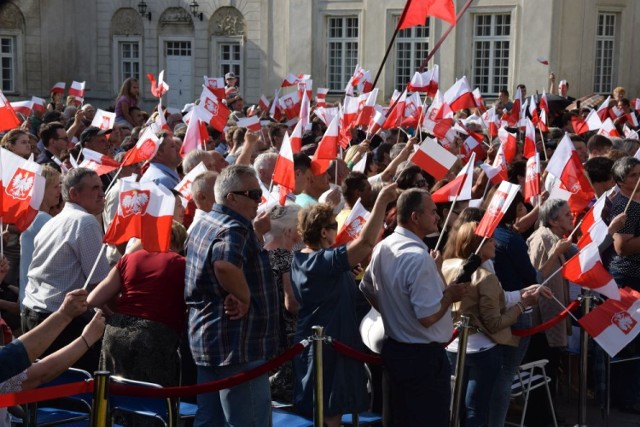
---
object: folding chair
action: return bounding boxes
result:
[341,364,383,426]
[12,367,93,427]
[508,359,557,427]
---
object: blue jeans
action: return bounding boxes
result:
[194,361,271,427]
[489,312,532,427]
[447,345,502,427]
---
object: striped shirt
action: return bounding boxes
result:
[185,204,280,366]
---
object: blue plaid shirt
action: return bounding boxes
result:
[185,204,280,366]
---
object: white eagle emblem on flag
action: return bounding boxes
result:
[612,311,637,334]
[204,98,218,115]
[6,168,35,200]
[120,189,150,217]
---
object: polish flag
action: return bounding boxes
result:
[625,125,640,141]
[475,181,521,238]
[571,109,603,135]
[472,88,486,112]
[236,116,262,132]
[311,116,339,175]
[10,100,33,118]
[627,112,639,128]
[460,135,486,164]
[270,89,282,121]
[198,86,230,132]
[529,95,540,125]
[537,57,550,65]
[279,91,301,120]
[299,89,311,129]
[523,153,541,204]
[482,107,500,138]
[479,143,508,185]
[397,0,456,29]
[104,181,175,252]
[407,65,439,97]
[596,96,612,121]
[610,105,624,119]
[316,88,329,107]
[122,127,161,166]
[598,118,621,138]
[366,110,386,138]
[314,106,339,127]
[334,198,371,246]
[562,242,620,300]
[634,98,640,111]
[258,94,270,113]
[432,152,475,203]
[203,76,225,99]
[400,92,423,128]
[345,65,373,95]
[68,81,85,98]
[289,121,304,153]
[297,80,313,103]
[153,104,171,134]
[272,132,296,195]
[411,137,458,180]
[0,148,45,232]
[90,109,116,130]
[578,287,640,357]
[503,87,522,127]
[352,152,367,173]
[355,88,378,127]
[181,108,209,156]
[147,71,169,98]
[0,91,21,132]
[577,192,610,249]
[443,76,476,112]
[281,73,310,88]
[340,95,361,147]
[498,127,517,164]
[382,90,407,129]
[79,148,121,176]
[523,117,537,159]
[50,82,66,94]
[538,109,549,133]
[31,97,46,114]
[539,90,550,115]
[546,134,594,215]
[175,161,208,202]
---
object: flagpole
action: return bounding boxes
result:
[103,164,124,196]
[82,244,107,290]
[371,26,402,90]
[538,126,549,161]
[434,193,459,251]
[567,218,584,241]
[473,236,487,255]
[481,178,492,199]
[0,219,4,257]
[624,175,640,213]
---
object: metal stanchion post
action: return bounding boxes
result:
[312,326,325,427]
[578,291,591,427]
[450,316,470,427]
[90,371,110,427]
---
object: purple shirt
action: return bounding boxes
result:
[115,95,137,121]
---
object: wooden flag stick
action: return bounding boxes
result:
[434,193,459,251]
[538,126,549,161]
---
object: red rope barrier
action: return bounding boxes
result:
[0,380,93,408]
[330,339,383,365]
[110,341,308,398]
[512,299,580,337]
[444,328,459,347]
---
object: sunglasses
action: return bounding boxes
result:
[228,189,262,202]
[324,222,339,230]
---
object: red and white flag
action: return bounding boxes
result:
[258,94,270,113]
[0,148,45,232]
[625,125,640,141]
[571,109,603,135]
[90,109,116,130]
[472,88,486,112]
[68,81,85,98]
[299,89,311,129]
[627,112,639,129]
[175,161,208,202]
[382,90,407,129]
[152,104,171,134]
[272,132,296,195]
[598,117,621,138]
[181,108,209,156]
[297,80,313,103]
[289,121,304,153]
[335,198,371,246]
[311,116,339,175]
[0,91,21,132]
[503,87,522,127]
[366,110,386,138]
[147,71,169,98]
[203,76,225,99]
[460,134,486,164]
[281,73,310,88]
[528,95,540,125]
[397,0,456,29]
[314,106,339,127]
[523,153,541,204]
[352,152,367,173]
[10,100,33,118]
[475,181,521,238]
[279,91,301,120]
[596,96,612,121]
[523,117,537,159]
[400,92,424,128]
[407,65,439,97]
[316,88,329,107]
[411,137,458,180]
[31,97,46,114]
[198,86,230,132]
[122,127,161,166]
[537,57,550,65]
[104,181,175,252]
[579,287,640,357]
[345,65,373,95]
[79,148,120,176]
[236,116,262,132]
[355,88,378,127]
[431,152,475,203]
[443,76,476,112]
[498,127,517,164]
[577,192,610,249]
[562,242,620,300]
[479,142,508,185]
[269,89,282,121]
[482,107,500,138]
[50,82,66,94]
[539,90,550,115]
[546,134,594,215]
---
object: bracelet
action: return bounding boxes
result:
[516,302,526,313]
[80,335,91,350]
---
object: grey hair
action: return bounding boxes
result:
[268,203,300,236]
[612,156,640,183]
[214,164,257,204]
[182,149,210,174]
[191,171,217,199]
[621,139,640,156]
[539,199,568,228]
[62,167,98,202]
[253,152,278,173]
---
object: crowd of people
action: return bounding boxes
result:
[0,70,639,427]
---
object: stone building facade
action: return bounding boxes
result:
[1,0,638,111]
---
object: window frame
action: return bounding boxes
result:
[393,16,431,91]
[326,15,360,93]
[593,12,619,94]
[471,12,513,97]
[211,36,244,96]
[112,36,143,96]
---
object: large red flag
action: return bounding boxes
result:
[411,137,458,180]
[397,0,456,29]
[198,86,230,132]
[431,152,475,203]
[104,181,175,252]
[0,91,21,132]
[334,198,370,246]
[562,242,620,300]
[272,132,296,194]
[122,127,161,167]
[475,181,520,238]
[147,71,169,98]
[311,116,339,175]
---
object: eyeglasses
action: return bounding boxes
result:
[324,222,339,230]
[228,189,262,202]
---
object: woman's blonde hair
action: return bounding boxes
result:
[170,220,187,254]
[444,221,483,260]
[0,129,29,151]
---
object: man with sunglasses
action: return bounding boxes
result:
[185,164,280,427]
[37,121,68,172]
